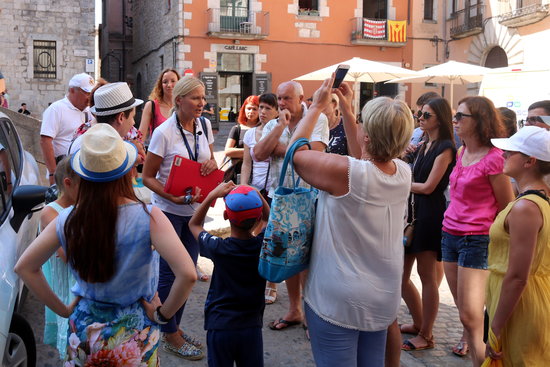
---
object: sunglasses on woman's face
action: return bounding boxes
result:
[453,112,473,121]
[419,111,434,120]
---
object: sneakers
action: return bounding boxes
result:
[163,341,204,361]
[161,333,203,350]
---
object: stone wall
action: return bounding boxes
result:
[131,0,184,101]
[0,107,47,183]
[0,0,95,118]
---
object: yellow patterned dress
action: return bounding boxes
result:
[486,194,550,367]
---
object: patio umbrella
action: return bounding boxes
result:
[293,57,418,111]
[385,60,491,107]
[293,57,419,84]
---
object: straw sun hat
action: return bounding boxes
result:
[71,124,137,182]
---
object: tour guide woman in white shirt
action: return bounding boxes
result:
[289,76,413,366]
[142,76,217,360]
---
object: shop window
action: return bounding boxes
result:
[33,40,56,79]
[217,53,254,73]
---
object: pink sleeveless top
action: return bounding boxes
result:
[151,99,169,133]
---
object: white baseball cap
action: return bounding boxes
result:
[69,73,95,93]
[491,126,550,162]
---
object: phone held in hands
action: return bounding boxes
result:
[332,64,350,88]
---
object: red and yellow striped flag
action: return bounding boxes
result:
[388,20,407,42]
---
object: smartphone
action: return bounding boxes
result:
[332,64,350,88]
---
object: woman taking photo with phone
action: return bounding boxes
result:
[142,75,216,360]
[441,96,514,366]
[484,127,550,366]
[15,124,196,364]
[290,76,413,366]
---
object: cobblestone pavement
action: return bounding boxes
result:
[24,122,472,366]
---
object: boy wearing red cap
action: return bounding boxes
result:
[189,182,270,367]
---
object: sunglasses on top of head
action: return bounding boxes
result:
[453,112,473,121]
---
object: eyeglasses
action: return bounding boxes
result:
[453,112,473,121]
[520,116,550,126]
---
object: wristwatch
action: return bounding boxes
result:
[183,194,193,204]
[153,306,169,325]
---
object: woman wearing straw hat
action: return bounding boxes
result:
[483,126,550,366]
[15,123,197,365]
[142,75,217,360]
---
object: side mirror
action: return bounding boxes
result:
[10,185,48,232]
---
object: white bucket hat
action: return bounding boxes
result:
[90,82,143,116]
[491,125,550,162]
[71,124,137,182]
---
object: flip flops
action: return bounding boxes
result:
[452,340,469,357]
[268,318,301,330]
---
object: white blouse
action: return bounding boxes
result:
[304,157,411,331]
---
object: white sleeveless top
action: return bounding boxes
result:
[304,157,411,331]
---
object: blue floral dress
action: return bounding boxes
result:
[56,203,160,365]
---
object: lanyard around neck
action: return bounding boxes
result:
[175,115,199,161]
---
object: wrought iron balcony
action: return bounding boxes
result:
[499,0,550,27]
[449,3,484,39]
[350,17,407,47]
[207,7,269,40]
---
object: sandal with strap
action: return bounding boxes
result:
[265,287,277,305]
[402,332,435,351]
[452,340,469,357]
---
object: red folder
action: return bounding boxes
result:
[164,155,225,206]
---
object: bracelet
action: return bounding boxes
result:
[153,306,169,325]
[49,173,54,177]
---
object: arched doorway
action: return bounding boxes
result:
[485,46,508,68]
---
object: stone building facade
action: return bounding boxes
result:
[0,0,95,118]
[131,0,185,102]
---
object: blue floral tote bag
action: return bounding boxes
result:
[259,138,318,282]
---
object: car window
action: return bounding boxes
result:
[0,117,22,224]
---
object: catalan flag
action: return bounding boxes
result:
[363,19,386,39]
[388,20,407,42]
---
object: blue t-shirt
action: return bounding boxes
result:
[56,203,159,306]
[198,231,266,330]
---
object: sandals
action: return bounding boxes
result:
[401,332,435,351]
[399,323,420,334]
[265,287,277,305]
[196,265,209,282]
[268,318,301,330]
[452,340,469,357]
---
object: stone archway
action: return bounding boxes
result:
[467,18,524,66]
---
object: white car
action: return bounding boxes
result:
[0,112,47,367]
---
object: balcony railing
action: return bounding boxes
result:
[350,17,407,47]
[207,7,269,40]
[499,0,550,27]
[449,3,484,39]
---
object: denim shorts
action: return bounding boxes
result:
[441,231,489,270]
